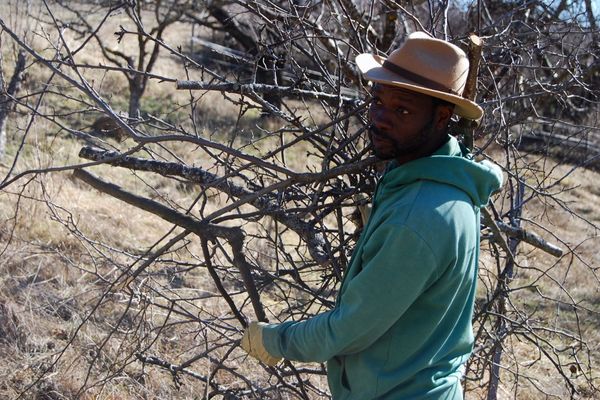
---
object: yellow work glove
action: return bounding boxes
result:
[240,321,281,366]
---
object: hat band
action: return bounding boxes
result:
[382,60,461,97]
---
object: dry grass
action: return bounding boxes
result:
[0,5,334,398]
[471,146,600,399]
[1,2,599,399]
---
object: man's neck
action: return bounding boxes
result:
[393,134,450,165]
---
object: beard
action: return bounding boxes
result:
[368,118,436,161]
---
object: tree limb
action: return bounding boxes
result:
[78,146,378,263]
[495,220,563,258]
[78,146,330,263]
[72,168,267,322]
[176,81,359,105]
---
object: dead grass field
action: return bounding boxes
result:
[471,150,600,399]
[0,2,599,399]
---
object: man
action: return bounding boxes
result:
[241,31,503,399]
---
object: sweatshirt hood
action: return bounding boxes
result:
[381,136,503,207]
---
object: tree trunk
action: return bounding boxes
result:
[206,5,284,116]
[584,0,597,31]
[0,50,26,162]
[486,181,524,400]
[128,78,143,119]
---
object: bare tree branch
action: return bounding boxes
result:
[72,168,267,322]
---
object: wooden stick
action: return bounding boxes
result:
[457,34,484,151]
[457,34,564,258]
[462,34,483,102]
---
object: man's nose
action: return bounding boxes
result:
[369,106,393,130]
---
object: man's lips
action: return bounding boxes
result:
[369,126,391,144]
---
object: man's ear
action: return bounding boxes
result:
[435,105,454,131]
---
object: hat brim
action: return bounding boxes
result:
[356,53,483,120]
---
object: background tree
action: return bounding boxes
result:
[0,46,26,162]
[53,0,191,119]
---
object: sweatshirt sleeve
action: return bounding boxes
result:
[262,224,441,362]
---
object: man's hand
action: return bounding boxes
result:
[241,322,281,366]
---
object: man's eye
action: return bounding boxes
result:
[396,108,409,115]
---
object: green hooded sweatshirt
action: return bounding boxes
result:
[262,136,503,399]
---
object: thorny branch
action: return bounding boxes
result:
[72,168,267,323]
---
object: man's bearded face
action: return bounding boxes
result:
[368,84,449,163]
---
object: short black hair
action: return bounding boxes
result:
[431,97,455,135]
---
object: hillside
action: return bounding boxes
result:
[1,0,599,399]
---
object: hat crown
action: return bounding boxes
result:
[386,32,469,96]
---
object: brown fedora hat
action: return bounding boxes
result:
[356,31,483,120]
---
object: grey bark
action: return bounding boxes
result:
[486,182,524,400]
[72,168,267,323]
[78,146,332,264]
[0,49,26,161]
